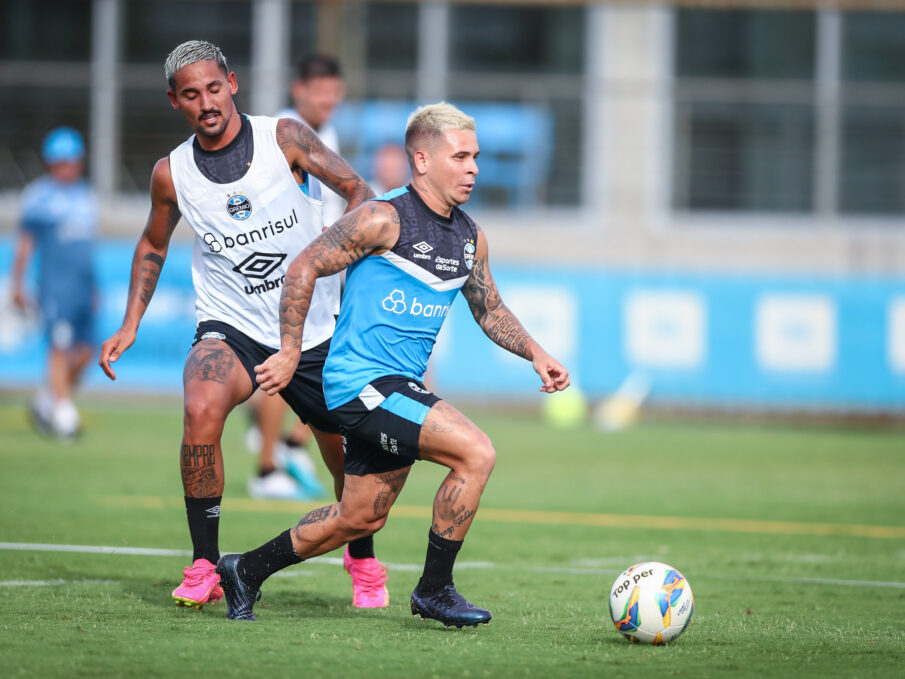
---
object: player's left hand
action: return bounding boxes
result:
[532,350,570,393]
[254,348,300,395]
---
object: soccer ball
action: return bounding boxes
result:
[608,561,694,644]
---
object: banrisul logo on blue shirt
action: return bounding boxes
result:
[227,192,252,220]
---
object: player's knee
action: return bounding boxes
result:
[183,398,227,434]
[464,431,496,478]
[340,507,388,538]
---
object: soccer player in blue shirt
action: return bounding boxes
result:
[217,102,570,626]
[12,127,97,439]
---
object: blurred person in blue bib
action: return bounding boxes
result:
[242,54,350,503]
[12,127,98,440]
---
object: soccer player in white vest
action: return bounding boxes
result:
[98,40,390,610]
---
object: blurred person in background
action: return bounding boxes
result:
[12,127,97,440]
[277,54,347,225]
[244,53,350,502]
[98,40,389,611]
[368,142,410,196]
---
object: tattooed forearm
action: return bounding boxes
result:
[462,257,533,359]
[163,202,181,236]
[479,309,532,360]
[136,253,162,306]
[184,343,233,383]
[278,264,312,352]
[296,504,339,528]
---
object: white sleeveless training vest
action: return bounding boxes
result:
[168,115,339,350]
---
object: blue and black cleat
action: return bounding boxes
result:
[410,583,492,629]
[215,553,261,621]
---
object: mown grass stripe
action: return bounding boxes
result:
[96,495,905,539]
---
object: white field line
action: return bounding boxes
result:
[1,541,904,589]
[0,579,117,587]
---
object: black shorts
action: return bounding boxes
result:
[330,375,441,476]
[192,320,340,434]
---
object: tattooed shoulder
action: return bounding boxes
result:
[276,118,316,156]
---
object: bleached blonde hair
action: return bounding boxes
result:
[404,102,476,162]
[164,40,228,89]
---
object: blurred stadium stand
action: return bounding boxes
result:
[1,0,904,414]
[332,100,554,206]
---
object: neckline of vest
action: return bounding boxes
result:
[407,185,455,225]
[192,112,251,160]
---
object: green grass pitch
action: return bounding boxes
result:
[1,396,903,677]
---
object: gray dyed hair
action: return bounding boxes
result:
[164,40,229,89]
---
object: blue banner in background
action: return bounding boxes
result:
[2,238,904,411]
[1,238,197,393]
[431,267,905,411]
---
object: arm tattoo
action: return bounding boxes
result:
[136,253,162,306]
[127,201,177,311]
[461,257,533,360]
[163,202,181,236]
[276,120,374,210]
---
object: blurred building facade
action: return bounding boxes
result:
[2,0,904,411]
[1,0,903,273]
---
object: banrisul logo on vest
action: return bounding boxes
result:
[202,209,299,252]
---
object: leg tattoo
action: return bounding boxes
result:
[181,443,221,498]
[431,474,476,539]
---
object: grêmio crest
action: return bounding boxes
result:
[226,192,252,220]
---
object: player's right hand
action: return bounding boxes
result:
[99,327,137,381]
[254,348,299,395]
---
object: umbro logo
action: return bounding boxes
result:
[412,241,433,260]
[232,252,286,279]
[205,506,221,519]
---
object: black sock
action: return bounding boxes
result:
[284,433,307,449]
[237,529,302,590]
[417,531,462,594]
[347,534,375,560]
[185,496,221,564]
